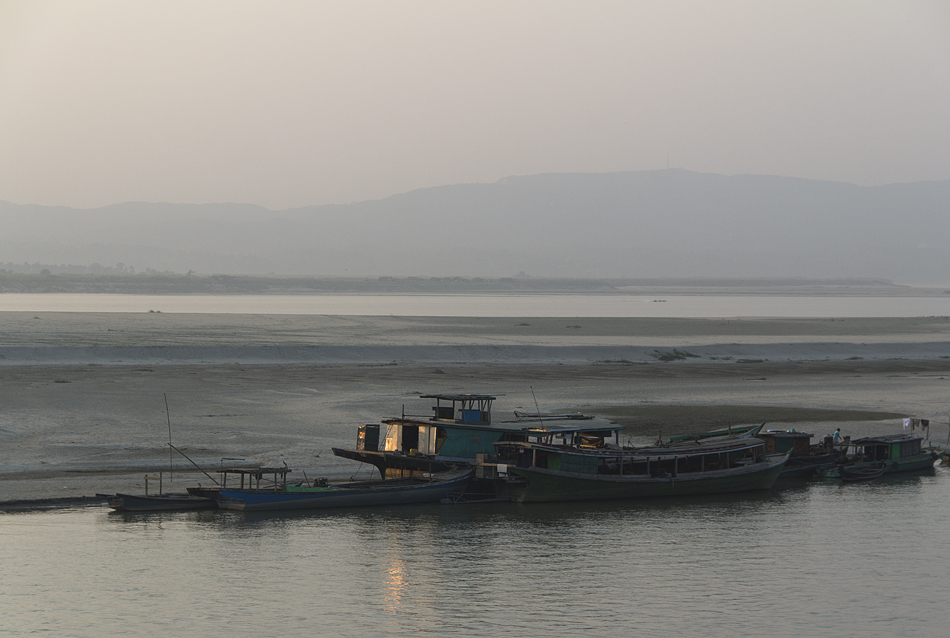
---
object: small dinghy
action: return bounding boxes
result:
[838,463,886,482]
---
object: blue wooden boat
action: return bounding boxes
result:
[214,467,474,511]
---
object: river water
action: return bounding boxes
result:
[2,292,948,636]
[1,293,949,317]
[1,470,946,637]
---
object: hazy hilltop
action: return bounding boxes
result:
[2,170,948,284]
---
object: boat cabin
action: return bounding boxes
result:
[426,393,495,424]
[519,424,624,449]
[354,394,522,462]
[217,466,292,491]
[757,430,813,457]
[849,434,924,463]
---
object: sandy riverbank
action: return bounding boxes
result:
[1,313,948,504]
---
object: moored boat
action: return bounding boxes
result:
[817,433,938,479]
[756,428,844,477]
[332,393,607,478]
[494,427,789,503]
[214,466,474,511]
[107,493,217,512]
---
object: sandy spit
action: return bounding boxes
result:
[1,312,948,505]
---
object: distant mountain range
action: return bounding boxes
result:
[2,170,948,284]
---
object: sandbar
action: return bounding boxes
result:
[1,313,948,505]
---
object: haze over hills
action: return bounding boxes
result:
[2,170,948,284]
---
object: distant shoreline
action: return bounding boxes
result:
[4,273,947,296]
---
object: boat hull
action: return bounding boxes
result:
[818,454,937,479]
[778,454,837,478]
[506,454,788,503]
[108,493,217,512]
[215,469,473,511]
[331,447,456,477]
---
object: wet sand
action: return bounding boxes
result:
[1,313,948,504]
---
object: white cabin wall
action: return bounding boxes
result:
[384,423,400,452]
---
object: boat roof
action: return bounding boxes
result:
[420,393,496,402]
[641,437,766,454]
[512,410,593,421]
[520,436,764,456]
[381,417,524,431]
[850,433,924,445]
[217,466,292,477]
[520,424,624,435]
[760,430,813,438]
[667,423,762,443]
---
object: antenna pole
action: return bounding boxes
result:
[164,393,173,480]
[530,386,544,429]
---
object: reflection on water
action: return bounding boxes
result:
[1,471,948,637]
[382,555,407,615]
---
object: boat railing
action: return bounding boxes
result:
[143,471,164,496]
[217,466,292,491]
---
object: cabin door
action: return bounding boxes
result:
[402,426,420,454]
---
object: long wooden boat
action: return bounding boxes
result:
[214,467,474,512]
[107,493,217,512]
[495,429,790,503]
[505,455,789,503]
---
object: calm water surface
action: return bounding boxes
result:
[2,470,947,638]
[1,293,950,317]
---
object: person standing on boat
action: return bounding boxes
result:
[833,428,843,444]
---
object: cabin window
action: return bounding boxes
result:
[535,451,548,469]
[357,424,380,451]
[579,435,605,448]
[651,457,676,477]
[561,453,597,474]
[516,449,531,468]
[627,459,650,475]
[899,440,921,458]
[384,423,399,452]
[684,455,704,473]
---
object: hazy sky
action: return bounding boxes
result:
[1,0,948,210]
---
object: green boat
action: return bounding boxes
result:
[495,429,790,503]
[817,433,938,479]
